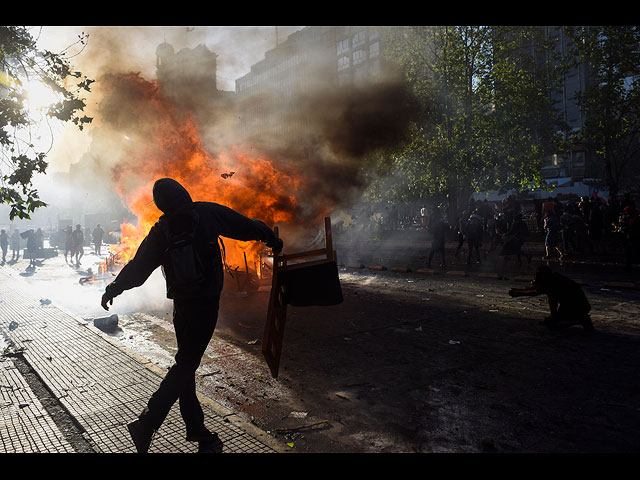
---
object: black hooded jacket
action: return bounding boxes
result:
[104,178,280,300]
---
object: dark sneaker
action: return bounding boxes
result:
[127,419,155,453]
[186,426,219,443]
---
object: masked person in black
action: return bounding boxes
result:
[100,178,283,453]
[508,265,594,332]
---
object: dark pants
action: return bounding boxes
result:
[428,241,446,265]
[467,238,481,264]
[139,295,219,433]
[544,301,592,330]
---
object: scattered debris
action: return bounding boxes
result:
[335,392,352,400]
[39,298,51,305]
[90,314,118,332]
[247,339,259,345]
[289,411,308,419]
[449,340,461,345]
[275,421,331,434]
[220,171,235,179]
[2,346,25,356]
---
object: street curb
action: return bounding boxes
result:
[445,270,469,277]
[477,273,503,280]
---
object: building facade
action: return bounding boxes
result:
[234,26,401,152]
[540,26,590,186]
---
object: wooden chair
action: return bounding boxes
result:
[262,217,339,378]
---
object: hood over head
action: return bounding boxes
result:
[153,178,193,214]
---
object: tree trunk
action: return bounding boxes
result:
[604,148,618,197]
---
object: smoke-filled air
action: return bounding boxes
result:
[31,26,417,272]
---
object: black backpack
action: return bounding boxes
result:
[161,210,217,298]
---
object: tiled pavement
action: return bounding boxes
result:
[0,268,283,453]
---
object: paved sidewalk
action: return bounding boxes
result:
[0,268,284,453]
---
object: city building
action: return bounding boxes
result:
[234,26,402,152]
[540,26,591,190]
[156,41,219,109]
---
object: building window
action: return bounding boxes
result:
[543,154,558,168]
[352,31,366,48]
[369,42,379,58]
[353,49,366,66]
[338,55,350,71]
[337,38,349,56]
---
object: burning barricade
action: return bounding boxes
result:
[78,251,124,285]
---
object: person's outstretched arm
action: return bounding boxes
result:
[204,203,283,254]
[101,228,164,310]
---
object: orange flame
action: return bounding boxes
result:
[102,74,307,275]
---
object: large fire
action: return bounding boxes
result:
[97,73,325,278]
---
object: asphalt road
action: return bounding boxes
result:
[6,244,640,453]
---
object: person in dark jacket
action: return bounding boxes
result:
[427,209,448,268]
[21,229,37,268]
[508,265,594,331]
[500,213,531,264]
[0,229,8,263]
[72,225,84,266]
[10,228,20,261]
[465,212,483,265]
[543,210,563,260]
[100,178,283,453]
[92,224,104,255]
[63,226,73,263]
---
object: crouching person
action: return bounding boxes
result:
[508,265,594,332]
[100,178,283,453]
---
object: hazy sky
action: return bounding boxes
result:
[26,26,305,175]
[34,26,305,91]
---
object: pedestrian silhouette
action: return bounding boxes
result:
[100,177,282,453]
